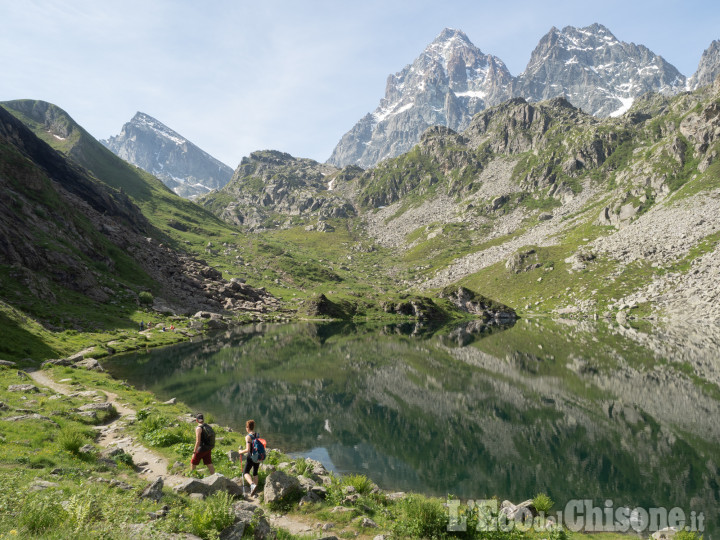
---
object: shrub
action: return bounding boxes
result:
[187,490,235,539]
[341,473,374,495]
[57,426,88,455]
[114,452,134,468]
[138,291,154,305]
[391,494,448,539]
[533,492,554,513]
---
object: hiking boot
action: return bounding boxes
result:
[250,483,257,496]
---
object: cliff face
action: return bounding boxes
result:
[102,112,233,199]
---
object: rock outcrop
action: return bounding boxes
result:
[200,150,356,231]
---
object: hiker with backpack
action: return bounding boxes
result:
[190,413,215,475]
[239,419,265,496]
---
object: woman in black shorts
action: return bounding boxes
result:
[239,419,260,495]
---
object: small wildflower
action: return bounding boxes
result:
[10,530,18,536]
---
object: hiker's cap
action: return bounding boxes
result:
[196,413,204,421]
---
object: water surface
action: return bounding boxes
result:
[102,319,720,534]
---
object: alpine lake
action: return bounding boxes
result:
[101,318,720,536]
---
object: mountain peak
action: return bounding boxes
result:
[432,28,472,45]
[328,28,513,168]
[102,113,233,198]
[689,39,720,90]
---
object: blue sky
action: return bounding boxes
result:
[1,0,718,167]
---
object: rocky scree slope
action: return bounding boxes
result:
[0,105,277,319]
[102,112,233,199]
[329,24,716,169]
[199,150,357,231]
[358,78,720,324]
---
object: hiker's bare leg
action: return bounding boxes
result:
[244,472,253,486]
[208,463,215,474]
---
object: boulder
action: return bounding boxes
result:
[173,473,242,497]
[2,414,59,426]
[42,358,73,367]
[73,358,103,371]
[203,473,244,497]
[360,517,378,528]
[220,521,246,540]
[298,491,322,507]
[0,360,17,367]
[230,501,273,539]
[263,470,302,505]
[140,477,164,502]
[505,249,541,274]
[499,499,536,521]
[79,402,114,413]
[440,286,517,322]
[8,384,38,393]
[305,458,328,476]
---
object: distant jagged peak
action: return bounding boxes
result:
[428,28,477,52]
[128,111,187,145]
[689,39,720,90]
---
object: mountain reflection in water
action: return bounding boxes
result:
[102,319,720,535]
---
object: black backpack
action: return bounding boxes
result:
[200,423,216,451]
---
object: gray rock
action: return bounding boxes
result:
[140,477,164,502]
[100,447,126,459]
[310,485,328,499]
[29,480,59,491]
[42,358,73,367]
[359,517,378,528]
[499,499,536,520]
[79,444,95,454]
[173,473,243,497]
[0,360,17,367]
[163,397,177,405]
[298,491,322,507]
[263,470,301,505]
[73,358,103,371]
[7,384,38,393]
[297,475,317,492]
[2,414,58,426]
[219,521,246,540]
[79,402,114,412]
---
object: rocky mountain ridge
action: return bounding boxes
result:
[101,112,233,199]
[329,24,719,168]
[327,28,512,169]
[0,104,278,321]
[199,150,356,231]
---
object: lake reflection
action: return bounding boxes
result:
[102,319,720,534]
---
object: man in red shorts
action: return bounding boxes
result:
[190,413,215,474]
